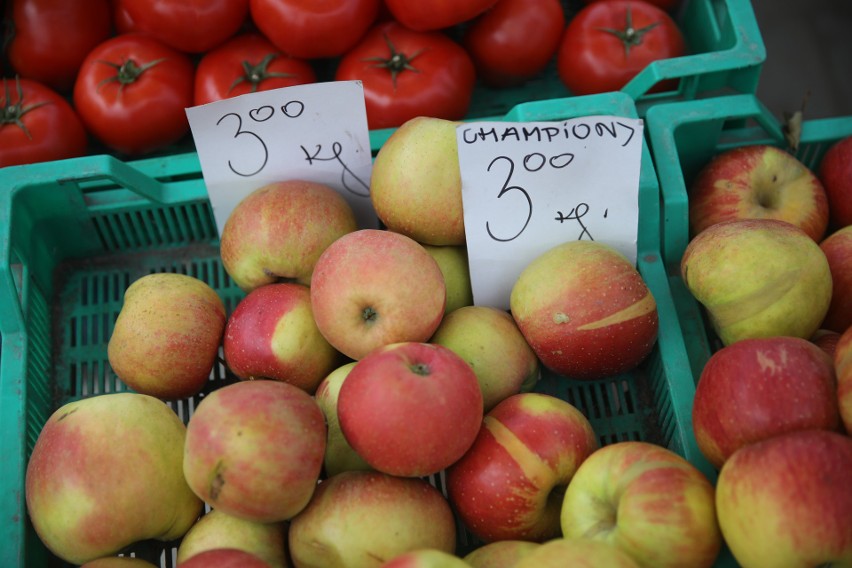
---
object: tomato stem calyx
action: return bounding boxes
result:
[229,53,296,94]
[597,7,660,57]
[362,33,424,90]
[1,77,49,140]
[96,57,167,92]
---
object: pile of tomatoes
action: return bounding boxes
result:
[0,0,684,168]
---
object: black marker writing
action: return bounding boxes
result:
[301,141,369,197]
[217,112,268,177]
[555,203,593,241]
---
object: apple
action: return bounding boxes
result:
[337,341,483,477]
[513,538,641,568]
[818,135,852,230]
[177,549,273,568]
[107,272,226,400]
[219,180,358,292]
[176,508,288,568]
[560,441,722,568]
[680,218,833,345]
[81,558,159,567]
[688,144,829,242]
[223,282,342,394]
[183,379,326,523]
[25,393,203,565]
[287,470,457,568]
[820,225,852,333]
[836,325,852,434]
[314,361,373,477]
[463,540,540,568]
[509,240,658,380]
[370,116,465,246]
[381,549,470,568]
[811,328,842,358]
[310,229,447,360]
[691,336,840,470]
[430,305,540,412]
[715,429,852,568]
[422,244,474,314]
[446,392,598,543]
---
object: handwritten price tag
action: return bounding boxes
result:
[186,80,377,234]
[457,116,644,310]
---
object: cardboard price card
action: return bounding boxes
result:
[186,80,377,234]
[457,116,644,310]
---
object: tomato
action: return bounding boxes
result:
[73,33,195,156]
[0,77,88,167]
[6,0,113,92]
[194,33,318,106]
[384,0,498,31]
[116,0,250,53]
[334,21,476,130]
[556,0,686,95]
[582,0,682,12]
[249,0,380,59]
[462,0,565,88]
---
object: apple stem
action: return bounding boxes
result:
[362,306,378,323]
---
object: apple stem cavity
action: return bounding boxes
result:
[362,306,378,324]
[409,363,431,376]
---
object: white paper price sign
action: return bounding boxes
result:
[186,80,377,235]
[457,116,644,310]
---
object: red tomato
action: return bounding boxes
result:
[249,0,380,59]
[556,0,686,95]
[194,33,318,106]
[583,0,682,12]
[6,0,113,92]
[116,0,250,53]
[0,78,88,167]
[384,0,498,31]
[334,21,476,130]
[463,0,565,88]
[73,33,195,156]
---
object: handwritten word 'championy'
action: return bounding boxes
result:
[459,119,638,147]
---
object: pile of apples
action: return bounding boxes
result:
[675,134,852,567]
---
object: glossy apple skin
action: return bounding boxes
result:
[183,380,326,523]
[560,441,722,568]
[422,244,474,313]
[223,282,342,393]
[819,225,852,333]
[716,430,852,568]
[337,342,483,478]
[692,336,840,470]
[836,326,852,434]
[309,229,447,360]
[689,144,829,242]
[446,392,598,543]
[510,240,658,380]
[176,548,273,568]
[819,135,852,230]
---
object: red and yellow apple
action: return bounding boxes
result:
[812,328,842,358]
[463,540,540,568]
[176,549,273,568]
[381,549,470,568]
[818,134,852,230]
[819,224,852,333]
[514,538,641,568]
[422,244,474,314]
[836,325,852,434]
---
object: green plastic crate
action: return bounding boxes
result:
[0,92,710,567]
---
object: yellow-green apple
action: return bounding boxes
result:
[177,548,273,568]
[183,380,326,522]
[337,342,482,477]
[219,180,358,292]
[314,361,373,477]
[692,336,840,470]
[176,509,288,568]
[680,218,833,345]
[688,144,829,242]
[509,240,658,380]
[446,392,598,543]
[310,229,446,360]
[422,244,474,314]
[513,538,641,568]
[288,470,457,568]
[107,272,225,400]
[463,540,540,568]
[812,328,842,358]
[81,558,159,567]
[430,305,539,412]
[370,116,464,246]
[381,549,470,568]
[25,393,203,565]
[715,429,852,568]
[560,441,721,568]
[223,282,342,394]
[818,135,852,230]
[820,225,852,333]
[836,325,852,434]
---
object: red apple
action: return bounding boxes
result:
[818,135,852,230]
[509,240,658,380]
[692,336,840,469]
[337,342,483,477]
[223,282,342,394]
[811,328,842,358]
[716,429,852,568]
[836,325,852,434]
[176,549,272,568]
[688,144,829,242]
[183,380,326,523]
[820,225,852,333]
[446,392,598,543]
[309,229,447,360]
